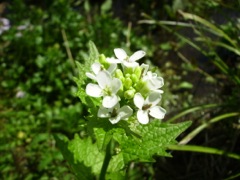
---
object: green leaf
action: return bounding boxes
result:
[88,41,99,63]
[74,41,100,105]
[74,41,99,88]
[68,134,105,176]
[88,116,114,150]
[178,10,237,48]
[101,0,112,14]
[114,120,191,163]
[107,152,125,176]
[54,134,94,180]
[178,81,193,89]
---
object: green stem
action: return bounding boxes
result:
[168,144,240,160]
[99,140,112,180]
[179,112,240,145]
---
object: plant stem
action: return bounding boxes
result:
[168,144,240,160]
[99,140,112,180]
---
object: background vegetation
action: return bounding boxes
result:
[0,0,239,179]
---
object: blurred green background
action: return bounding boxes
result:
[0,0,240,179]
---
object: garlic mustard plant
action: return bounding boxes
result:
[58,42,191,179]
[85,46,166,124]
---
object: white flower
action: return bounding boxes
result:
[109,48,146,68]
[98,103,133,124]
[0,18,10,35]
[134,92,166,124]
[142,71,164,92]
[86,62,117,81]
[16,90,26,98]
[86,70,121,108]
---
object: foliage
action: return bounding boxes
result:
[0,0,240,179]
[0,0,154,179]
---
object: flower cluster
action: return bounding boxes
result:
[85,48,166,124]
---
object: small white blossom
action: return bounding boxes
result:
[107,48,145,68]
[86,70,121,108]
[16,90,26,98]
[0,18,10,35]
[86,62,117,81]
[98,103,133,124]
[140,64,164,92]
[142,71,164,91]
[134,92,166,124]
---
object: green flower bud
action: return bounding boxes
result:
[135,81,145,91]
[131,74,138,83]
[124,77,132,89]
[99,54,110,69]
[118,85,124,96]
[124,89,136,99]
[134,66,142,79]
[115,69,124,79]
[99,54,107,64]
[124,67,134,74]
[125,73,131,78]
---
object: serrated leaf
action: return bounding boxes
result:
[75,41,99,88]
[114,120,191,163]
[89,41,99,62]
[68,134,105,176]
[94,127,113,150]
[88,116,114,150]
[54,134,94,180]
[74,41,100,103]
[107,152,125,174]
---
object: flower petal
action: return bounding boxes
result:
[122,61,139,68]
[151,77,164,89]
[149,106,166,119]
[86,83,102,97]
[137,110,149,124]
[91,62,101,75]
[134,93,144,109]
[114,48,128,60]
[97,71,111,89]
[111,78,122,94]
[86,72,96,80]
[106,57,121,64]
[146,91,161,106]
[117,105,133,120]
[102,95,118,108]
[97,106,111,118]
[109,116,121,124]
[146,77,164,90]
[107,63,117,73]
[129,50,146,62]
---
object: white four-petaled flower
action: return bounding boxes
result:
[86,71,121,108]
[86,62,117,81]
[98,103,133,124]
[107,48,146,68]
[134,92,166,124]
[142,71,164,92]
[141,64,164,92]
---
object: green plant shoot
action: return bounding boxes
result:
[56,41,191,179]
